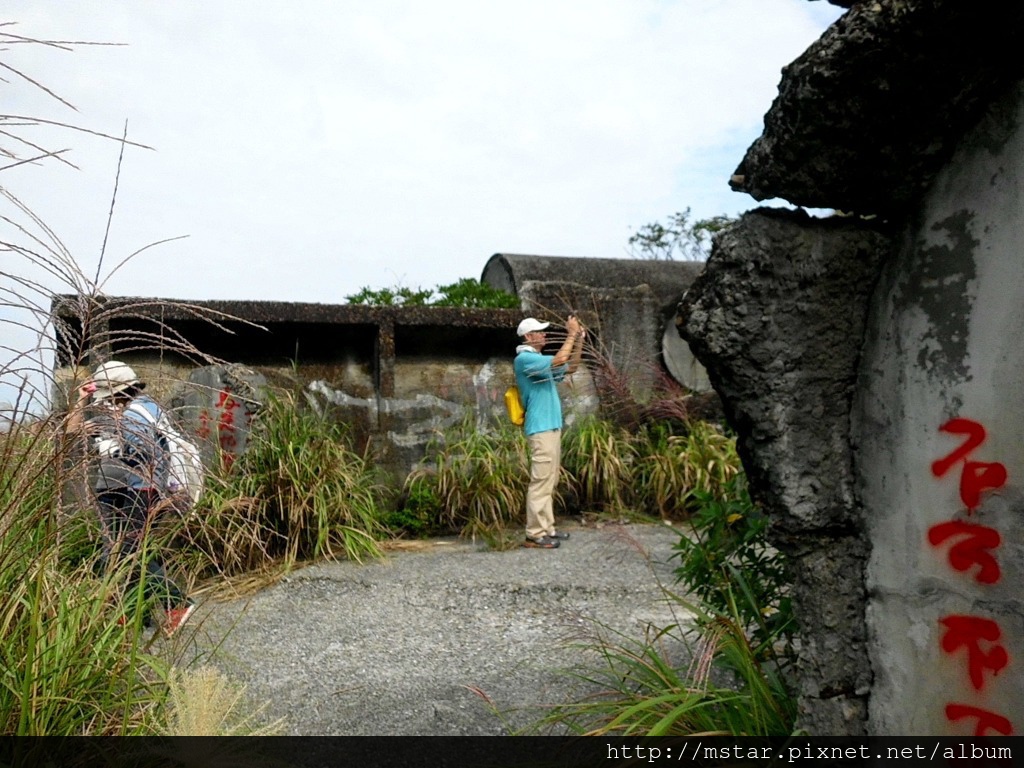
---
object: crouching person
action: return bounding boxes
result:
[69,361,196,637]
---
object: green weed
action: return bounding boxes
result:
[560,415,637,515]
[179,391,388,576]
[400,417,528,541]
[523,599,795,736]
[673,473,793,653]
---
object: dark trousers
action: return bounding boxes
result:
[97,488,186,613]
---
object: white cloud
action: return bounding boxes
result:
[1,0,843,404]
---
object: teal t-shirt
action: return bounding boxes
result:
[514,347,567,435]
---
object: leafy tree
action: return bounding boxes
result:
[432,278,518,308]
[344,286,434,306]
[345,278,518,309]
[628,207,735,261]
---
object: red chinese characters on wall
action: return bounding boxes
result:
[939,615,1009,691]
[196,390,243,468]
[927,521,1001,585]
[930,418,1008,511]
[928,417,1013,736]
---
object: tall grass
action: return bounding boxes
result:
[175,390,388,578]
[525,606,795,736]
[0,430,169,734]
[159,666,285,736]
[400,415,528,543]
[392,401,746,539]
[633,421,743,519]
[560,415,636,515]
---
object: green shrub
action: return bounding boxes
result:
[560,415,637,515]
[345,278,517,308]
[383,478,445,538]
[344,285,434,306]
[431,278,519,308]
[179,391,388,575]
[400,417,527,540]
[672,472,794,658]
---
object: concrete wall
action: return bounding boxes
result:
[51,299,602,481]
[680,79,1024,736]
[853,83,1024,736]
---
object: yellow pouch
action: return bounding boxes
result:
[504,386,525,426]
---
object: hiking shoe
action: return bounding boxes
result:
[523,536,560,549]
[117,612,154,629]
[549,531,570,541]
[163,603,196,638]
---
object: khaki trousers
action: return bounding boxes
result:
[525,429,561,540]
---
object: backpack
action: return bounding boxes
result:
[128,401,205,507]
[504,385,525,427]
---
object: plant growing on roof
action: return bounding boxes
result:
[345,278,518,309]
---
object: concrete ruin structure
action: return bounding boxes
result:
[51,255,706,478]
[678,0,1023,736]
[51,296,523,478]
[482,253,710,393]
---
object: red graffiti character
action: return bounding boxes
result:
[927,520,1002,584]
[932,418,987,477]
[939,615,1009,691]
[945,704,1013,736]
[958,461,1007,512]
[931,418,1007,511]
[197,409,211,440]
[214,391,240,452]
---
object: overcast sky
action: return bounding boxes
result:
[2,1,844,408]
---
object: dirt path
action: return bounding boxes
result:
[186,521,691,736]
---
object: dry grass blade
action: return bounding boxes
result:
[0,28,275,736]
[161,666,285,736]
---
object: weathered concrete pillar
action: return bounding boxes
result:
[678,207,892,735]
[376,317,396,402]
[853,81,1024,736]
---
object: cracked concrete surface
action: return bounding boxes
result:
[183,521,689,736]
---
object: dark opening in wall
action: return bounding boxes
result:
[53,315,85,368]
[395,325,513,360]
[104,318,376,366]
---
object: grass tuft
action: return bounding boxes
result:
[400,416,528,543]
[176,390,388,579]
[160,666,285,736]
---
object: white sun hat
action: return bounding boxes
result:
[516,317,551,336]
[89,360,141,401]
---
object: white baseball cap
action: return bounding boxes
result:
[517,317,550,336]
[89,360,141,400]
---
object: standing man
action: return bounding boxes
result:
[68,361,196,637]
[514,315,586,549]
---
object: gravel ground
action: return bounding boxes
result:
[183,521,692,736]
